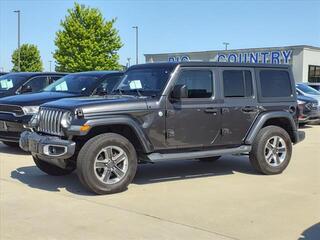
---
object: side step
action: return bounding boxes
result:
[147,145,251,161]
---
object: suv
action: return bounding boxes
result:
[20,62,305,194]
[0,71,122,146]
[0,72,65,98]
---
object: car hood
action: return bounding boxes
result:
[43,95,149,114]
[297,95,318,103]
[302,93,320,103]
[0,91,80,106]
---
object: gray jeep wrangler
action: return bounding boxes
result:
[20,62,305,194]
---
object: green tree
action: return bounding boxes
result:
[11,44,43,72]
[54,3,123,72]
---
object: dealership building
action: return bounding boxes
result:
[145,45,320,84]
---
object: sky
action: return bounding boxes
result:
[0,0,319,72]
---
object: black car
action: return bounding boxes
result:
[297,94,320,126]
[307,83,320,91]
[0,72,66,98]
[20,62,305,194]
[0,71,123,146]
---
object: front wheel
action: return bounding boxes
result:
[249,126,292,175]
[77,133,138,195]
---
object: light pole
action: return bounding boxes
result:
[126,57,131,68]
[223,42,229,51]
[49,61,52,72]
[132,26,138,64]
[14,10,21,71]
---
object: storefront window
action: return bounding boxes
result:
[308,65,320,83]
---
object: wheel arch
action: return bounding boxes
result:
[245,111,298,144]
[75,117,154,154]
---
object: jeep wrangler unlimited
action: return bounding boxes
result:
[20,62,305,194]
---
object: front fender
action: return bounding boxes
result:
[244,111,298,144]
[68,115,154,153]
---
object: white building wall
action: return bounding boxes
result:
[302,48,320,82]
[291,49,304,83]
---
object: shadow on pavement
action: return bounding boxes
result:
[0,143,30,156]
[298,222,320,240]
[11,155,257,195]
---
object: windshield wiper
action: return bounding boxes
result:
[112,88,123,95]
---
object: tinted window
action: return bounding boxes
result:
[260,70,292,97]
[25,76,49,92]
[223,70,253,97]
[175,70,213,98]
[98,76,122,93]
[0,75,26,91]
[115,67,174,97]
[44,74,100,94]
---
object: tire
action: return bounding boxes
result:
[2,141,19,148]
[33,156,75,176]
[77,133,138,195]
[249,126,292,175]
[299,123,307,127]
[199,156,221,162]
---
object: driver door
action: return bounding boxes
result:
[165,68,222,149]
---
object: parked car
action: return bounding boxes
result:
[0,72,65,99]
[20,62,305,194]
[297,94,320,126]
[0,72,8,76]
[0,71,123,147]
[307,83,320,91]
[296,83,320,103]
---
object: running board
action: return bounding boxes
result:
[147,145,251,161]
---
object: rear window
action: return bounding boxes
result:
[259,70,292,98]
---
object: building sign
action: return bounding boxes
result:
[168,55,190,62]
[167,50,292,64]
[217,50,292,64]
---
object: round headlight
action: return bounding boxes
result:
[61,112,72,128]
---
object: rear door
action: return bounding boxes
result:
[219,67,259,146]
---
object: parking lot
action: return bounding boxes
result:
[0,126,319,240]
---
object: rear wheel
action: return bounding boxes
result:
[2,141,19,148]
[199,156,221,162]
[77,133,138,195]
[33,156,75,176]
[249,126,292,175]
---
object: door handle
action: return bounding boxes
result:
[204,108,218,114]
[241,106,258,113]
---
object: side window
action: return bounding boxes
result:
[25,76,49,92]
[223,70,253,97]
[49,76,63,84]
[175,70,213,98]
[259,70,292,98]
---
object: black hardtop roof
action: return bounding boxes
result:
[129,62,291,69]
[2,72,67,77]
[69,71,122,77]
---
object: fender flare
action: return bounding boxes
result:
[82,116,154,153]
[244,111,297,145]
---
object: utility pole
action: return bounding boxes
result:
[223,42,230,51]
[126,58,131,68]
[14,10,21,71]
[132,26,138,64]
[49,61,52,72]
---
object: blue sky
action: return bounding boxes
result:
[0,0,319,72]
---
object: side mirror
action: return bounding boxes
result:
[171,84,188,100]
[20,85,32,93]
[96,85,108,95]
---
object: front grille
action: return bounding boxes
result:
[38,108,65,136]
[0,104,24,116]
[305,103,318,111]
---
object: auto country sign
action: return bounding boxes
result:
[168,50,292,64]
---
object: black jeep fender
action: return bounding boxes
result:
[244,111,301,144]
[71,115,154,153]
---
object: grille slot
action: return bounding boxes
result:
[0,104,24,116]
[38,108,66,136]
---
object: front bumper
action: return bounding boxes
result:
[20,131,76,161]
[0,121,25,142]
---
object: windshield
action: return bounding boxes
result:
[0,75,26,91]
[113,67,174,97]
[43,74,100,94]
[297,84,320,95]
